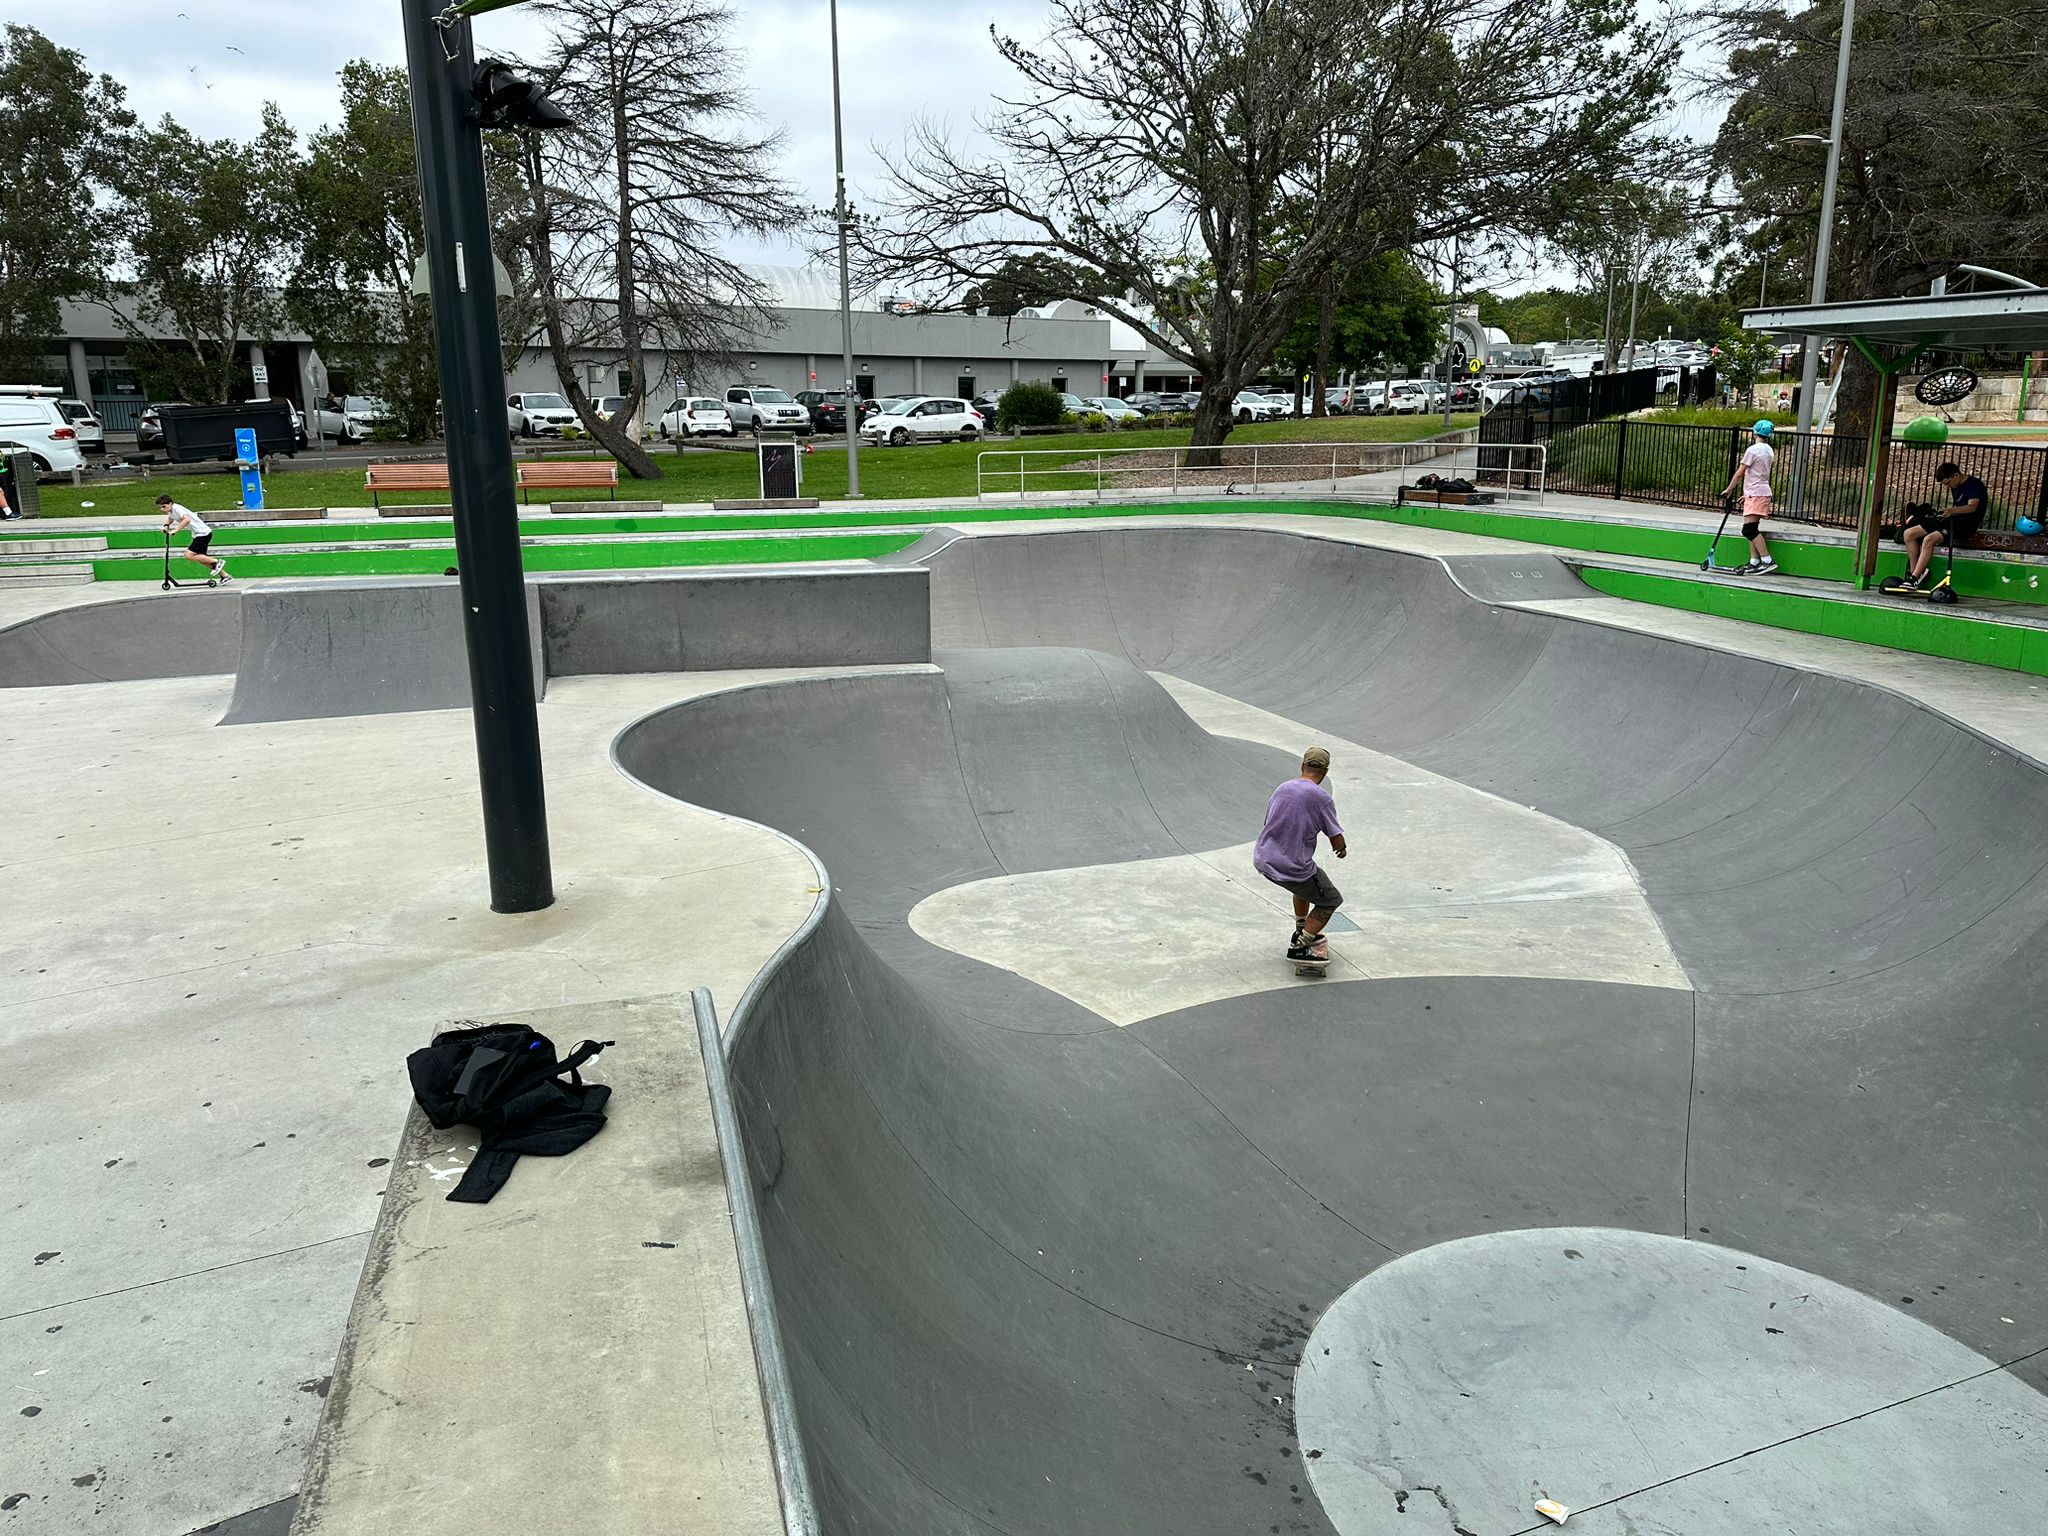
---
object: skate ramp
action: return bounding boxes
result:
[617,527,2048,1533]
[0,592,240,686]
[223,578,543,725]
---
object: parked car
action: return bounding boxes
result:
[1125,391,1184,417]
[1058,392,1103,418]
[795,388,856,433]
[594,396,641,429]
[507,391,577,437]
[53,397,104,455]
[305,397,365,444]
[0,390,84,473]
[972,390,1005,414]
[858,396,985,446]
[1219,390,1285,423]
[723,385,812,435]
[1082,396,1144,422]
[136,400,191,451]
[1246,385,1298,416]
[657,397,736,439]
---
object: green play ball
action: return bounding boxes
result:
[1901,415,1949,445]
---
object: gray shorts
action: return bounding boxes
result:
[1267,865,1342,911]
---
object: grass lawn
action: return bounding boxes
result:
[24,414,1476,520]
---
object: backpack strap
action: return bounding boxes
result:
[553,1038,615,1087]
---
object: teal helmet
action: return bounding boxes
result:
[1753,419,1775,435]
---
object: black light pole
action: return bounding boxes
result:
[402,0,553,913]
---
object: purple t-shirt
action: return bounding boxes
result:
[1253,777,1343,883]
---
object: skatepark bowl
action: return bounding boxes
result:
[609,527,2048,1535]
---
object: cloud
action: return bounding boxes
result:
[26,0,1033,266]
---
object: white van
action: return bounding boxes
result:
[0,386,84,473]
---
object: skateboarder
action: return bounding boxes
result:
[158,494,230,583]
[1717,420,1778,574]
[1253,746,1348,966]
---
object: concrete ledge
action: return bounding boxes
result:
[375,503,454,518]
[289,997,780,1536]
[223,577,542,723]
[539,565,930,675]
[711,497,821,510]
[215,506,327,522]
[545,499,663,515]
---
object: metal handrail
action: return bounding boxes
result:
[692,986,822,1536]
[973,434,1544,503]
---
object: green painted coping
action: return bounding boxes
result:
[96,531,921,581]
[1573,565,2048,678]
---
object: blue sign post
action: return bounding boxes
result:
[234,427,263,511]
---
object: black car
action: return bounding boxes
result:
[136,401,191,451]
[795,388,860,432]
[1127,392,1189,416]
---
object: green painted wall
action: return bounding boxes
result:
[97,531,922,581]
[1575,565,2048,678]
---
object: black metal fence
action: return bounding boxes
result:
[1479,366,1673,445]
[1540,418,2048,533]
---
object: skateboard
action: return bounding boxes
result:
[1289,950,1330,979]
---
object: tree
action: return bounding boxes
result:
[1274,252,1440,406]
[962,255,1108,318]
[1711,0,2048,439]
[508,0,804,478]
[852,0,1678,451]
[0,26,132,381]
[1715,320,1777,402]
[290,63,434,435]
[100,107,301,403]
[288,62,535,440]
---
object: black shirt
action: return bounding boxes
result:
[1945,475,1988,534]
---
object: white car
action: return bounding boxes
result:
[658,397,737,439]
[1247,386,1298,416]
[859,396,985,446]
[55,397,104,455]
[1082,397,1144,422]
[507,392,578,437]
[0,389,84,473]
[1221,390,1285,423]
[306,398,365,443]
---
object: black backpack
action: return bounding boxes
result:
[405,1024,614,1203]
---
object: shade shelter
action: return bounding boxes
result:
[1744,288,2048,585]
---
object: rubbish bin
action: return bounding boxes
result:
[0,451,38,519]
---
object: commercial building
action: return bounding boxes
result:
[33,270,1197,436]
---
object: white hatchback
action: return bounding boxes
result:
[859,396,985,445]
[1082,397,1144,422]
[658,397,737,439]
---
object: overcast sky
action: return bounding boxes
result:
[15,0,1016,271]
[14,0,1714,295]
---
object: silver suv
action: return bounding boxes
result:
[723,386,812,435]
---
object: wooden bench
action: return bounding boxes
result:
[515,460,618,503]
[364,462,450,510]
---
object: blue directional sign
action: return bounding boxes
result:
[235,427,263,511]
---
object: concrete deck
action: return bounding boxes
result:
[3,507,2044,1535]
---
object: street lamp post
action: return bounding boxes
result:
[1787,0,1857,516]
[401,0,553,913]
[829,0,862,496]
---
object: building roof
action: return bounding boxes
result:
[1742,288,2048,350]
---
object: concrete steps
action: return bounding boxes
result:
[0,535,109,559]
[0,563,96,587]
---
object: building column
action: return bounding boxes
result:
[248,343,270,400]
[1136,359,1147,392]
[805,353,818,389]
[912,357,924,394]
[67,340,91,401]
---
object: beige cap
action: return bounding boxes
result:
[1301,746,1332,772]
